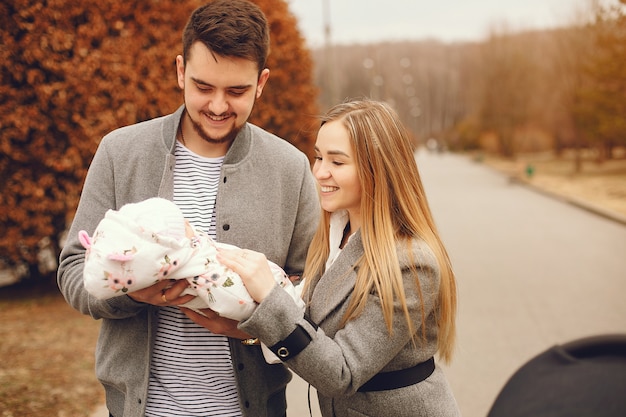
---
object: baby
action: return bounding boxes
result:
[79,197,303,321]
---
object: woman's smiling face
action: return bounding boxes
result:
[312,119,362,228]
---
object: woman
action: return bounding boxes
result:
[219,99,460,416]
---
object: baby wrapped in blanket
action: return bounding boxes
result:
[79,197,303,322]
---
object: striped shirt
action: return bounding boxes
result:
[144,142,243,417]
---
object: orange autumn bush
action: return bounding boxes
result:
[0,0,318,278]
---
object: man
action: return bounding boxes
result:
[57,1,319,416]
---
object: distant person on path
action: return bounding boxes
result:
[57,1,319,416]
[219,99,461,416]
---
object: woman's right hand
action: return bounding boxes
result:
[217,248,277,303]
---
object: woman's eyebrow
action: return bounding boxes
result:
[327,149,350,157]
[314,146,350,156]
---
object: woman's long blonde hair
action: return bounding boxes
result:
[302,99,457,363]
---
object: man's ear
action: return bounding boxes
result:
[176,55,185,89]
[256,68,270,99]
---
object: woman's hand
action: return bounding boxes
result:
[217,248,277,303]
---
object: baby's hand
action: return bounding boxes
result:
[184,220,195,239]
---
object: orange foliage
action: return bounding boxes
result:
[0,0,318,274]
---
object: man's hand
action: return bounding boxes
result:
[181,307,252,340]
[128,279,195,306]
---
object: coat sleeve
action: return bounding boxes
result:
[239,239,441,397]
[57,138,150,320]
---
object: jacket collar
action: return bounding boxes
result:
[164,105,184,153]
[307,229,363,325]
[223,122,252,165]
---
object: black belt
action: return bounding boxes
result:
[358,357,435,392]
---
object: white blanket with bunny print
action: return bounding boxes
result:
[79,197,303,322]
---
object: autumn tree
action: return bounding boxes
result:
[0,0,318,279]
[547,24,594,172]
[477,29,538,158]
[573,0,626,161]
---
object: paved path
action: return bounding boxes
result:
[416,150,626,417]
[93,150,626,417]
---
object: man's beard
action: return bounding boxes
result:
[189,111,243,145]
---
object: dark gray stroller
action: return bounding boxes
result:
[487,334,626,417]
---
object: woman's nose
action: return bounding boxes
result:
[313,163,330,180]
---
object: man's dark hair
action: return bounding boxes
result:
[182,0,270,75]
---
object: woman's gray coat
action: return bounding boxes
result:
[240,232,461,417]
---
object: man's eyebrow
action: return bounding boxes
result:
[191,77,213,87]
[190,77,252,90]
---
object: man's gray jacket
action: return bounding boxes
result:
[57,105,320,417]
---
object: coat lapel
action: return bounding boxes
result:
[308,232,363,325]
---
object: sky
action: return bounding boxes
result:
[286,0,588,46]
